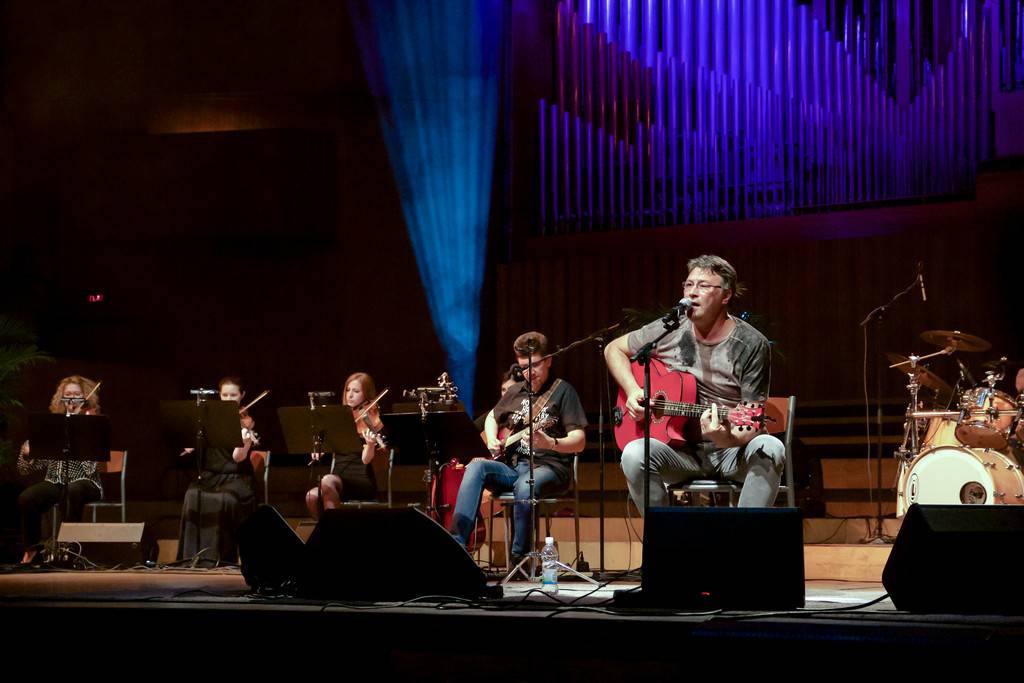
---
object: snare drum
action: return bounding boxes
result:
[955,388,1017,450]
[897,445,1024,517]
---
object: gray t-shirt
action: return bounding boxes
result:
[627,314,771,406]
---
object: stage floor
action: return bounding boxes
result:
[3,564,1019,677]
[0,565,887,609]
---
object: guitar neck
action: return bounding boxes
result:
[501,419,554,450]
[654,400,723,418]
[503,427,529,448]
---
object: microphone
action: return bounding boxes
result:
[663,298,694,323]
[514,338,539,356]
[402,387,446,399]
[509,363,525,382]
[917,262,927,302]
[307,390,335,409]
[956,358,976,387]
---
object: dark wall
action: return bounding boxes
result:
[1,1,450,498]
[493,168,1024,409]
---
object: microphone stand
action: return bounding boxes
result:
[502,342,598,586]
[859,273,920,544]
[188,388,216,566]
[596,335,609,575]
[516,323,620,577]
[630,309,684,521]
[503,345,539,581]
[308,392,334,519]
[45,400,76,564]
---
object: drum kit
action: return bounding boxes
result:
[893,330,1024,516]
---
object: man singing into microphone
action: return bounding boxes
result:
[449,331,587,567]
[604,255,785,511]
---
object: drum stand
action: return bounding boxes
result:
[892,355,928,504]
[891,348,957,520]
[890,348,952,457]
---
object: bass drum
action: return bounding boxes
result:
[897,446,1024,517]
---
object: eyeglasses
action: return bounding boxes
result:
[682,281,724,293]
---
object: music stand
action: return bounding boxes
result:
[160,400,244,457]
[27,412,112,562]
[27,413,112,464]
[380,410,490,514]
[278,405,364,511]
[277,405,363,455]
[160,397,243,566]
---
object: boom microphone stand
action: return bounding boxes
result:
[631,301,689,518]
[859,267,925,544]
[502,339,598,586]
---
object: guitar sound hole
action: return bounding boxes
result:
[651,391,667,422]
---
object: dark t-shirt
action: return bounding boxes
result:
[491,377,588,478]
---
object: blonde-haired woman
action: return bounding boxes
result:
[17,375,103,563]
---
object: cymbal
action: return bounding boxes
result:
[981,358,1023,370]
[885,352,954,395]
[920,329,992,352]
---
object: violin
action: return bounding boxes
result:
[353,388,389,449]
[239,408,260,446]
[238,389,268,446]
[61,398,93,416]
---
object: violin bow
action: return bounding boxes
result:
[355,388,390,421]
[241,389,270,413]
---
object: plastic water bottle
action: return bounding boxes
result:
[540,536,558,594]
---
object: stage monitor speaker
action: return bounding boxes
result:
[883,504,1024,614]
[58,522,146,567]
[618,507,804,610]
[238,505,305,592]
[297,506,495,601]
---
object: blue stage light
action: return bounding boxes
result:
[350,0,503,409]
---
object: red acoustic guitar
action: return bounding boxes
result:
[612,358,767,450]
[434,458,487,552]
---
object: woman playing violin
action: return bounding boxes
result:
[305,372,384,517]
[17,375,104,563]
[177,376,258,565]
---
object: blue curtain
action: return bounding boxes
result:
[349,0,502,410]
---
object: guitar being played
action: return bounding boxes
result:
[491,408,557,462]
[604,254,787,511]
[611,358,768,451]
[448,331,588,567]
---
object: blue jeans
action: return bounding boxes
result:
[449,458,570,556]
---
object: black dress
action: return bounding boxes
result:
[332,452,377,501]
[177,447,256,565]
